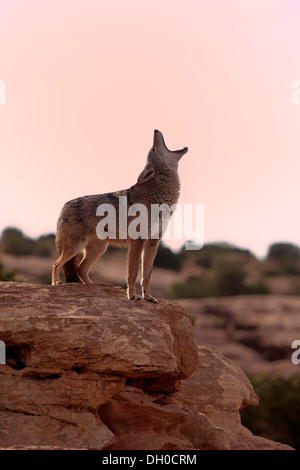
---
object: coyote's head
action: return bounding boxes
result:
[138,130,188,184]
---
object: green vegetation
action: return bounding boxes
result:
[1,227,33,255]
[170,258,269,299]
[267,242,300,262]
[241,374,300,450]
[264,243,300,277]
[171,274,216,298]
[214,260,246,296]
[194,242,254,269]
[243,278,269,295]
[169,240,300,298]
[154,242,186,271]
[1,227,56,258]
[0,260,17,281]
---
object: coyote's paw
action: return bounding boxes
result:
[52,280,62,286]
[143,293,158,304]
[128,294,142,301]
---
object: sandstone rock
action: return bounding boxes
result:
[0,410,114,450]
[99,347,293,450]
[0,282,198,382]
[99,385,230,450]
[0,281,198,449]
[173,347,293,450]
[178,296,300,376]
[0,282,293,450]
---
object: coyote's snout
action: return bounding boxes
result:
[52,130,188,302]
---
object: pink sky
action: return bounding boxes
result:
[1,0,300,257]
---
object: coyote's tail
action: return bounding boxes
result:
[63,254,82,283]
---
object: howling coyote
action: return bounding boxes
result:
[52,130,188,302]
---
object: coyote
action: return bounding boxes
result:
[51,130,188,302]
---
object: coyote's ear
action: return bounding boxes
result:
[137,162,155,184]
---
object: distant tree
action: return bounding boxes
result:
[267,243,300,262]
[201,242,253,256]
[194,242,255,269]
[1,227,56,257]
[171,275,216,299]
[1,227,33,255]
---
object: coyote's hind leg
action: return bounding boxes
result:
[76,239,108,284]
[52,248,79,285]
[52,238,87,285]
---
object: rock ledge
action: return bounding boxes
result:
[0,282,293,450]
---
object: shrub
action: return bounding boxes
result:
[194,252,213,270]
[1,227,34,255]
[33,234,56,257]
[279,260,300,276]
[244,278,270,295]
[0,260,18,281]
[267,242,300,262]
[153,242,186,272]
[171,261,270,298]
[241,374,300,449]
[215,261,246,296]
[170,275,216,299]
[194,242,254,269]
[1,227,56,257]
[263,267,280,277]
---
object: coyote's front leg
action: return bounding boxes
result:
[127,239,145,300]
[140,239,160,303]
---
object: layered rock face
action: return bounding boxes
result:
[178,296,300,377]
[0,282,292,450]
